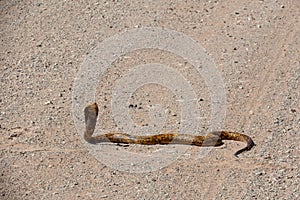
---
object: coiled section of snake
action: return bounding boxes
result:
[84,103,255,157]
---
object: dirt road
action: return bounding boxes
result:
[1,1,299,199]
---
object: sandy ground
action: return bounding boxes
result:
[1,0,299,199]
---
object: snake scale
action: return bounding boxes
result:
[84,103,255,157]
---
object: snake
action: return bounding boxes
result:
[84,103,255,157]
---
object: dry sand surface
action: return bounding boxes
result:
[1,0,300,199]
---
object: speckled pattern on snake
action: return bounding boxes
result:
[84,103,255,157]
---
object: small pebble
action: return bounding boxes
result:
[45,101,53,105]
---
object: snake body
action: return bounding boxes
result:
[84,103,255,157]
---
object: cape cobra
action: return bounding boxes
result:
[84,103,255,157]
